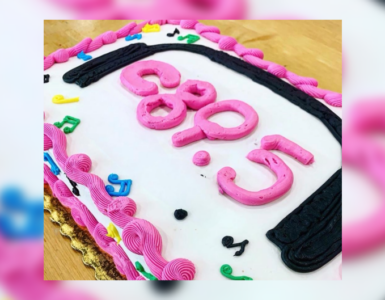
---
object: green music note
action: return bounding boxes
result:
[135,261,158,280]
[220,264,253,280]
[54,115,81,134]
[177,34,200,44]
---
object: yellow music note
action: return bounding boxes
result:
[106,223,121,244]
[52,95,79,104]
[142,23,160,33]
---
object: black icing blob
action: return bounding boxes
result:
[174,209,188,220]
[222,236,234,247]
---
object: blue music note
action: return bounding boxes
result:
[77,50,92,61]
[44,152,60,175]
[125,33,142,41]
[0,187,43,239]
[105,174,132,196]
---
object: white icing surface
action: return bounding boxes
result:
[44,24,342,280]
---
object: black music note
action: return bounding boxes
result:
[167,28,180,37]
[222,236,249,256]
[66,175,80,196]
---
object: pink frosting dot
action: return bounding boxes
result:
[193,151,211,166]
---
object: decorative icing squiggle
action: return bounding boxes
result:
[137,94,187,130]
[148,20,342,107]
[193,151,211,166]
[217,149,294,205]
[120,60,181,96]
[44,164,144,280]
[172,100,259,147]
[176,79,217,110]
[43,21,147,70]
[261,134,314,165]
[44,123,195,280]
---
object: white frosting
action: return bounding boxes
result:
[44,24,341,279]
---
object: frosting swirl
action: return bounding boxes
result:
[44,165,142,280]
[44,122,195,280]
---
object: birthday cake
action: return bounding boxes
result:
[44,20,342,280]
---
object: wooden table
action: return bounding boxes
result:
[44,20,342,280]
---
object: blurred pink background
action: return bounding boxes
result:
[1,0,385,298]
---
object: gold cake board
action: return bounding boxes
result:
[44,184,125,280]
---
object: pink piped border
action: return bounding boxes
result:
[44,164,145,280]
[44,21,147,71]
[44,20,342,107]
[44,123,195,280]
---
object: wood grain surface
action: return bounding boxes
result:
[43,20,342,280]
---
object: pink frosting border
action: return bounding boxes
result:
[44,123,195,280]
[44,20,342,107]
[44,164,145,280]
[44,21,147,71]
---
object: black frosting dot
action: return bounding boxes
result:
[222,236,234,247]
[174,209,188,220]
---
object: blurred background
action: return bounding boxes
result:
[1,0,385,299]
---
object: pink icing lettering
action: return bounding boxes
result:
[217,149,294,206]
[176,79,217,110]
[261,134,314,165]
[120,60,181,96]
[172,100,259,147]
[137,94,187,130]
